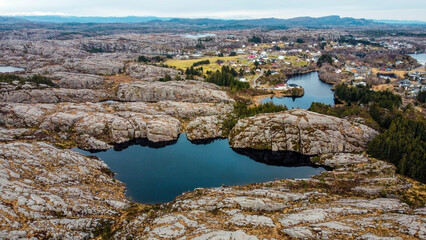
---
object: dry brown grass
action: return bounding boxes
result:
[372,84,395,92]
[107,75,140,86]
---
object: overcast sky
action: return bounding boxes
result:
[0,0,425,21]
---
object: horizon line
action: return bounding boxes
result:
[1,13,426,22]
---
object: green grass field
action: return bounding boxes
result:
[164,55,249,73]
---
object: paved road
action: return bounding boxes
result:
[252,69,264,87]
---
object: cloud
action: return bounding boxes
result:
[0,0,425,21]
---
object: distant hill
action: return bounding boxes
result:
[12,15,171,23]
[0,16,31,24]
[373,19,426,25]
[3,15,377,27]
[160,15,376,27]
[0,15,404,33]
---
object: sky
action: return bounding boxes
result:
[0,0,425,21]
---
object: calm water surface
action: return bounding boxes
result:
[262,72,336,109]
[75,134,324,204]
[409,53,426,65]
[181,33,216,39]
[0,66,25,73]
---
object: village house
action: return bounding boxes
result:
[273,83,301,90]
[346,65,370,79]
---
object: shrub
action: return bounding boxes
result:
[192,60,210,67]
[222,102,287,135]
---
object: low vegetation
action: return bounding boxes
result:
[222,102,287,135]
[0,74,55,87]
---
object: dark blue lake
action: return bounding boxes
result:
[262,72,336,109]
[75,134,324,204]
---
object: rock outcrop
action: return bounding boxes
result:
[50,72,106,89]
[63,56,125,75]
[0,142,128,239]
[0,88,112,103]
[116,80,233,103]
[126,62,180,81]
[229,109,378,155]
[186,115,225,141]
[0,101,233,150]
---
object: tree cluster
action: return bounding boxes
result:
[248,36,262,43]
[137,55,165,63]
[192,60,210,67]
[368,118,425,183]
[335,84,402,110]
[158,74,172,82]
[317,54,333,67]
[205,66,249,91]
[185,66,203,79]
[417,91,426,103]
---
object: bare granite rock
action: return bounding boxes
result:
[0,101,232,149]
[116,80,233,103]
[126,62,180,81]
[49,72,106,89]
[0,142,128,239]
[0,127,32,141]
[229,109,378,155]
[0,88,112,103]
[63,55,125,75]
[187,115,225,140]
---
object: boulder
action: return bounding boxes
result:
[229,109,378,155]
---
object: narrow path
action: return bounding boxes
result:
[252,69,264,87]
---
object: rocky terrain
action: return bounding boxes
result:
[0,142,128,239]
[125,62,180,81]
[0,70,234,149]
[115,81,232,103]
[0,28,424,239]
[229,109,378,155]
[1,140,424,239]
[1,75,424,239]
[0,99,232,150]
